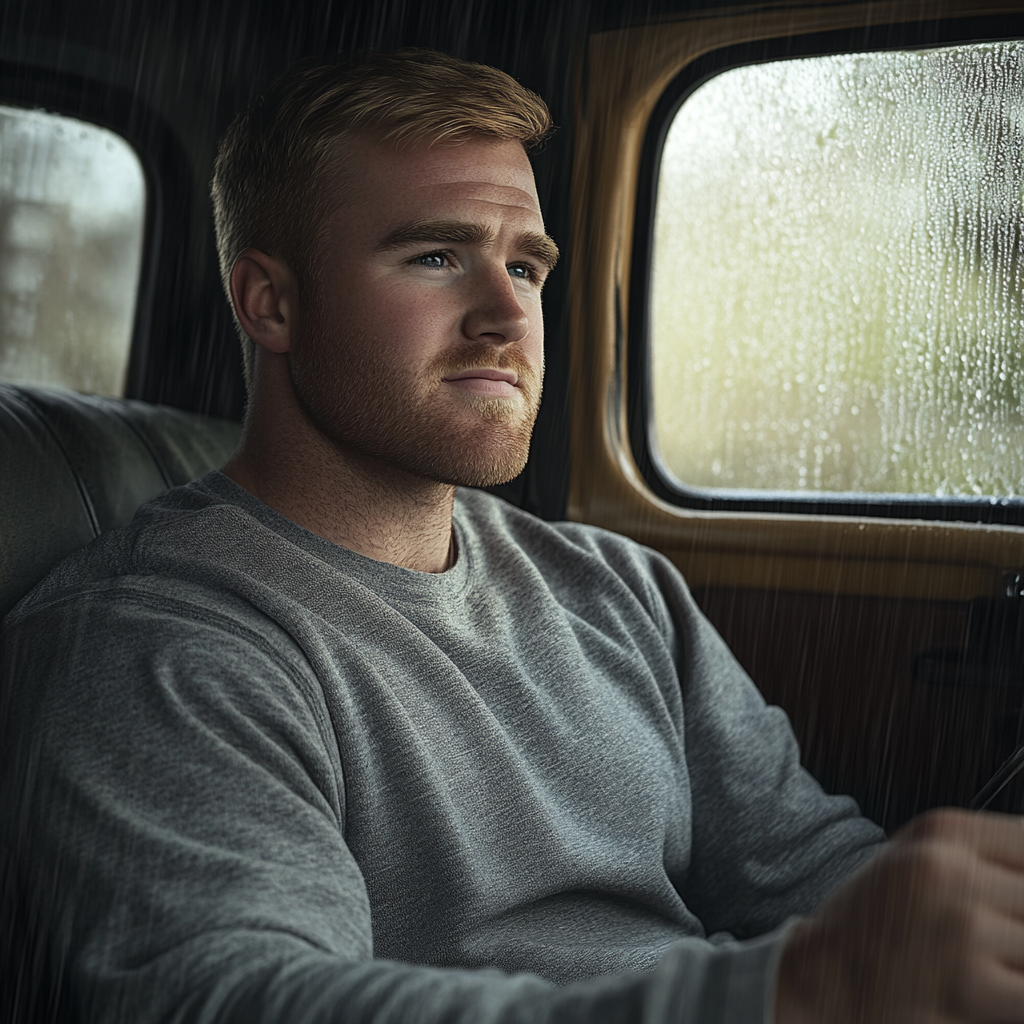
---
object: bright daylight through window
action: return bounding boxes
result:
[651,42,1024,501]
[0,105,145,396]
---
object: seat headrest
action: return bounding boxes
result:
[0,384,241,621]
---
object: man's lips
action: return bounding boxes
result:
[442,368,520,397]
[442,368,519,386]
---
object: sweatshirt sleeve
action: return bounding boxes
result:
[0,579,841,1024]
[638,550,886,940]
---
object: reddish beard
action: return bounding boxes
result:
[289,309,543,488]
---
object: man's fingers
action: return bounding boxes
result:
[901,808,1024,874]
[960,958,1024,1023]
[776,808,1024,1024]
[983,863,1024,926]
[970,905,1024,972]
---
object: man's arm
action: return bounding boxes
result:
[628,546,886,936]
[641,548,1024,1022]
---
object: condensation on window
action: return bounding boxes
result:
[0,106,145,396]
[651,43,1024,499]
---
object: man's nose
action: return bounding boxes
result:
[462,266,530,345]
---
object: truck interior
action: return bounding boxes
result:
[3,0,1024,910]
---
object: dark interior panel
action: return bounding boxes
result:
[695,586,1024,832]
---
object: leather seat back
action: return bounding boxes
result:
[1,384,241,621]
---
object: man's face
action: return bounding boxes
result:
[290,136,556,488]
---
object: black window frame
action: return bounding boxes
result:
[628,13,1024,525]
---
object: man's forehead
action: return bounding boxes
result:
[344,136,541,211]
[406,152,538,194]
[403,179,541,215]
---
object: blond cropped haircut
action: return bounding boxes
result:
[211,48,554,388]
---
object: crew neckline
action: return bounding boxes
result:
[194,470,472,602]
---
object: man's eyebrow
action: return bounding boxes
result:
[375,219,559,272]
[516,231,560,272]
[375,219,493,251]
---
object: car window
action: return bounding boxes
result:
[650,42,1024,505]
[0,105,145,396]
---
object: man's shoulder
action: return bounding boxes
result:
[455,486,665,561]
[4,472,266,629]
[453,487,687,600]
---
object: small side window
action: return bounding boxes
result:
[649,42,1024,514]
[0,105,145,396]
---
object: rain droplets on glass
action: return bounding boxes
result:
[651,43,1024,499]
[0,106,145,396]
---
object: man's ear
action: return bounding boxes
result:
[230,248,297,354]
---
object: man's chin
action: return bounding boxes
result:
[407,417,534,488]
[446,462,529,489]
[425,443,532,489]
[412,394,538,486]
[455,392,531,423]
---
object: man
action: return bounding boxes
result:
[2,48,1023,1024]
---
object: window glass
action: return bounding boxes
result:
[651,43,1024,499]
[0,105,145,396]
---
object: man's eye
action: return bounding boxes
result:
[508,263,535,281]
[412,252,450,269]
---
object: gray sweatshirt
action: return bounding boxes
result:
[0,473,885,1024]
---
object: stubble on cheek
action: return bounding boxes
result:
[288,310,543,488]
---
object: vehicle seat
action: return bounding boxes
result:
[0,383,241,621]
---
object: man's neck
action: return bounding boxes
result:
[223,392,457,575]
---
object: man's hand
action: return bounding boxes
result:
[775,808,1024,1023]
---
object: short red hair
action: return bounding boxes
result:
[211,49,554,387]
